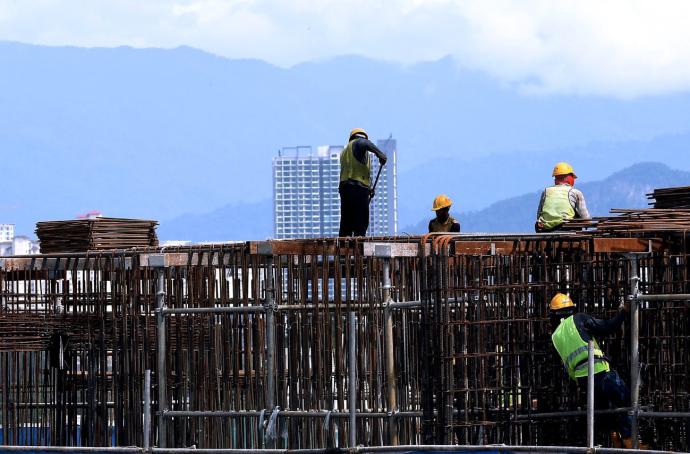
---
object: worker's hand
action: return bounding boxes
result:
[378,155,387,165]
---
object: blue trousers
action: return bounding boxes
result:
[592,369,633,438]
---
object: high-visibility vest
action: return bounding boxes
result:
[340,140,371,188]
[429,216,458,233]
[539,185,576,229]
[551,315,610,380]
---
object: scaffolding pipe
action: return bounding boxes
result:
[143,369,151,450]
[638,411,690,418]
[382,258,399,445]
[265,256,276,448]
[155,268,168,448]
[629,255,640,449]
[635,293,690,301]
[587,340,595,449]
[514,406,643,420]
[162,410,397,418]
[348,310,357,448]
[0,446,678,454]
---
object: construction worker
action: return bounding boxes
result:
[429,195,460,232]
[339,128,387,237]
[536,162,590,232]
[549,293,647,449]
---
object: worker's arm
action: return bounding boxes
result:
[352,138,388,165]
[569,189,591,220]
[580,310,626,337]
[450,221,460,232]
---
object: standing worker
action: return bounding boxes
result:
[429,195,461,232]
[536,162,591,232]
[548,293,648,449]
[339,128,387,237]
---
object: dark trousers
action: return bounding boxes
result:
[586,369,633,438]
[339,183,369,237]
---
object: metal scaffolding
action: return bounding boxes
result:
[0,234,687,451]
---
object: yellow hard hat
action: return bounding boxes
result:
[349,128,368,141]
[432,194,453,211]
[552,162,577,177]
[550,293,575,311]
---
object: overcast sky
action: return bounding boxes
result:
[2,0,690,98]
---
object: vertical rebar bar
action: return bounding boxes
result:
[587,340,595,449]
[629,255,640,449]
[348,310,357,447]
[264,255,276,447]
[144,369,151,450]
[155,268,167,448]
[382,258,399,445]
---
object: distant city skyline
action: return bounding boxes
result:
[273,138,397,239]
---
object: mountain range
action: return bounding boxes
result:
[159,162,689,240]
[3,42,690,237]
[404,162,690,234]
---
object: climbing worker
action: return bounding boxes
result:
[535,162,591,232]
[339,128,388,237]
[429,195,461,233]
[549,293,648,449]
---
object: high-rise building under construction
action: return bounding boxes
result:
[272,137,398,239]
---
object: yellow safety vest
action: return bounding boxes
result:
[551,315,610,380]
[340,140,371,188]
[539,185,576,230]
[429,216,458,233]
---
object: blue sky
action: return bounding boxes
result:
[2,0,690,98]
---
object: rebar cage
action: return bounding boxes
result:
[0,234,687,450]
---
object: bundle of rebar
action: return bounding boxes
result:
[648,186,690,208]
[564,208,690,233]
[35,217,159,253]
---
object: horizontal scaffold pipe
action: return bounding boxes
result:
[162,410,424,418]
[350,446,676,454]
[161,298,465,315]
[636,293,690,302]
[0,445,677,454]
[514,406,646,420]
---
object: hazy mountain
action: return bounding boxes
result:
[404,162,690,234]
[159,199,272,241]
[4,42,690,234]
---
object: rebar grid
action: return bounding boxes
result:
[0,235,687,450]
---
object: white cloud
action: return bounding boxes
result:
[1,0,690,97]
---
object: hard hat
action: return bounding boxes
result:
[349,128,368,141]
[550,293,575,311]
[552,162,577,178]
[432,194,453,211]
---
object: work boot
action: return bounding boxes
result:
[622,437,650,450]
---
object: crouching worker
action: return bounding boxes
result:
[429,194,460,233]
[549,293,648,449]
[536,162,590,232]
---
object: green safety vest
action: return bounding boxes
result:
[539,185,576,230]
[429,216,458,233]
[551,315,610,380]
[340,140,371,188]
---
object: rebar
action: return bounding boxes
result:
[0,234,687,450]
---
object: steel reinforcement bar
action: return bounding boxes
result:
[0,234,687,450]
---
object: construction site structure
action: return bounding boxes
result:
[0,227,688,452]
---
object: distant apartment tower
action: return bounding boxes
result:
[0,224,14,242]
[273,138,398,239]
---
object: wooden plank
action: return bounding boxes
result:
[592,238,664,253]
